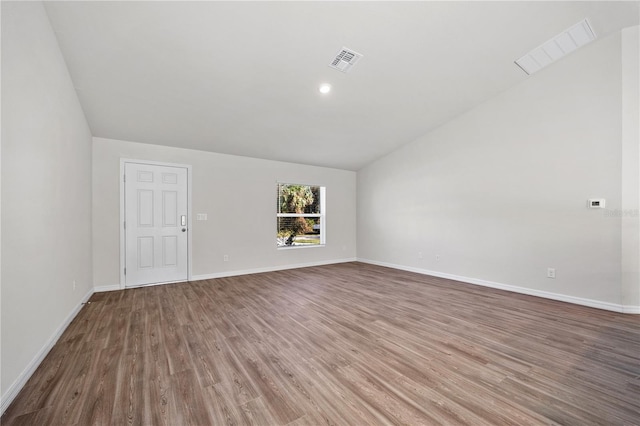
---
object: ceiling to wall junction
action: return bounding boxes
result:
[44,1,639,170]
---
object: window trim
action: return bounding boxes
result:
[276,184,325,249]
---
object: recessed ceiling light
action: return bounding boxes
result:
[319,83,331,94]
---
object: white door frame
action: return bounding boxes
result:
[119,158,193,289]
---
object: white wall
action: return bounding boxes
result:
[92,137,356,289]
[1,1,94,408]
[358,30,639,312]
[621,26,640,310]
[0,3,4,407]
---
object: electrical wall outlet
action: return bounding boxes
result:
[547,268,556,279]
[436,254,440,261]
[418,252,423,259]
[223,255,229,262]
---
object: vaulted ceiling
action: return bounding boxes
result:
[44,1,639,170]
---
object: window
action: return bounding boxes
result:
[277,183,325,247]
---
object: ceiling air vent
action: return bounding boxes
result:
[329,47,363,73]
[515,19,596,75]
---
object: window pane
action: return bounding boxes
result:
[277,216,321,247]
[278,184,320,214]
[304,186,321,214]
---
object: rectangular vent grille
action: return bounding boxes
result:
[515,19,596,75]
[329,47,363,73]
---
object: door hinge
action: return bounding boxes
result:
[124,221,126,229]
[124,267,126,275]
[123,174,126,182]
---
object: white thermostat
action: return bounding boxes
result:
[588,199,605,208]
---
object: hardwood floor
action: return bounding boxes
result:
[3,262,639,425]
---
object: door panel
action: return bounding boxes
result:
[125,162,188,287]
[138,237,154,269]
[162,191,177,226]
[138,190,154,226]
[162,236,178,266]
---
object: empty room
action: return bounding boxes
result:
[2,1,639,424]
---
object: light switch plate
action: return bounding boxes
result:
[196,213,208,220]
[588,199,605,209]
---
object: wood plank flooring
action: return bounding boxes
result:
[3,262,640,425]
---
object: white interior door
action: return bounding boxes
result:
[124,162,189,287]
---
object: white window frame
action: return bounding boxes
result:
[277,184,326,249]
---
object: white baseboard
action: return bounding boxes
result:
[94,281,184,292]
[357,258,639,314]
[191,257,357,281]
[0,288,94,415]
[622,305,640,314]
[95,258,358,291]
[93,284,121,292]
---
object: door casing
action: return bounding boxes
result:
[119,158,193,289]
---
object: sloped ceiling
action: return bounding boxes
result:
[44,1,639,170]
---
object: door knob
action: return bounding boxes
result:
[182,228,186,232]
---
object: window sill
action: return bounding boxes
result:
[277,244,326,250]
